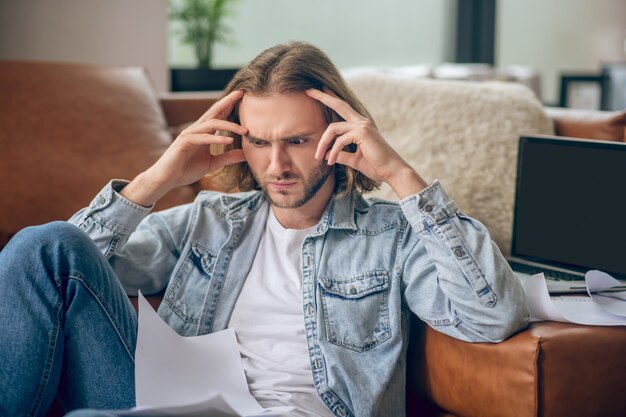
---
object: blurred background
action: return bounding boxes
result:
[1,0,624,108]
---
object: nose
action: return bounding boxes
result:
[267,145,291,177]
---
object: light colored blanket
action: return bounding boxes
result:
[344,74,554,255]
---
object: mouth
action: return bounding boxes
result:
[269,181,297,190]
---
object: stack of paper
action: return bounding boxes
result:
[522,270,626,325]
[105,293,293,416]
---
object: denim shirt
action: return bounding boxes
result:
[69,179,529,417]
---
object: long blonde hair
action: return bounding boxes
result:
[217,41,380,196]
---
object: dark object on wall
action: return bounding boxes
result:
[171,67,239,92]
[559,74,605,110]
[455,0,496,65]
[602,62,626,111]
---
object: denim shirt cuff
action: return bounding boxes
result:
[399,180,459,234]
[84,179,154,234]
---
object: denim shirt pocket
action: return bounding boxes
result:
[163,243,216,324]
[318,270,391,352]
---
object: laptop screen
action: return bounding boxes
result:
[511,135,626,280]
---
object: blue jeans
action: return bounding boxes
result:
[0,222,137,416]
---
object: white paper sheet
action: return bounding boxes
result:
[105,293,293,417]
[585,270,626,317]
[521,273,626,326]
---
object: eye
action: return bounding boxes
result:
[288,138,307,145]
[247,138,266,147]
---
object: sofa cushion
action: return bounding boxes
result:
[0,62,196,249]
[344,75,554,255]
[417,322,626,417]
[546,107,626,142]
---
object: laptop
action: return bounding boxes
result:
[507,135,626,293]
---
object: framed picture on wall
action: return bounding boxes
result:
[559,75,605,110]
[602,62,626,111]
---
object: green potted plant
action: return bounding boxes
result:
[169,0,239,91]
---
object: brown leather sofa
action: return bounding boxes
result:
[1,61,625,417]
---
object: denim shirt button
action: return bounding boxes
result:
[349,287,357,295]
[424,204,434,213]
[96,195,106,206]
[453,247,465,258]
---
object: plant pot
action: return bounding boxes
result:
[170,67,240,92]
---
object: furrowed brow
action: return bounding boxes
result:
[246,133,315,143]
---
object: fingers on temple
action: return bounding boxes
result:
[185,119,247,136]
[327,133,356,165]
[198,90,245,123]
[316,122,350,159]
[305,88,361,122]
[185,133,234,146]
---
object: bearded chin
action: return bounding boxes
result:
[252,163,333,209]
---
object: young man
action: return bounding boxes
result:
[0,42,529,417]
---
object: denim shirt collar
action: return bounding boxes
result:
[219,189,361,233]
[317,191,360,234]
[219,190,265,222]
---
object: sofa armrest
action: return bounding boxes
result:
[546,107,626,142]
[158,92,222,131]
[413,321,626,417]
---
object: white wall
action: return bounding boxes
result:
[0,0,169,91]
[168,0,456,70]
[4,0,622,102]
[496,0,626,105]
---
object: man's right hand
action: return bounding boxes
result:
[121,90,248,207]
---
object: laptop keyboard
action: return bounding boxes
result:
[508,260,583,281]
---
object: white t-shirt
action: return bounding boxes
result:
[227,209,334,417]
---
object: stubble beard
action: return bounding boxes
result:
[253,162,333,209]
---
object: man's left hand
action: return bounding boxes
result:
[305,88,429,199]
